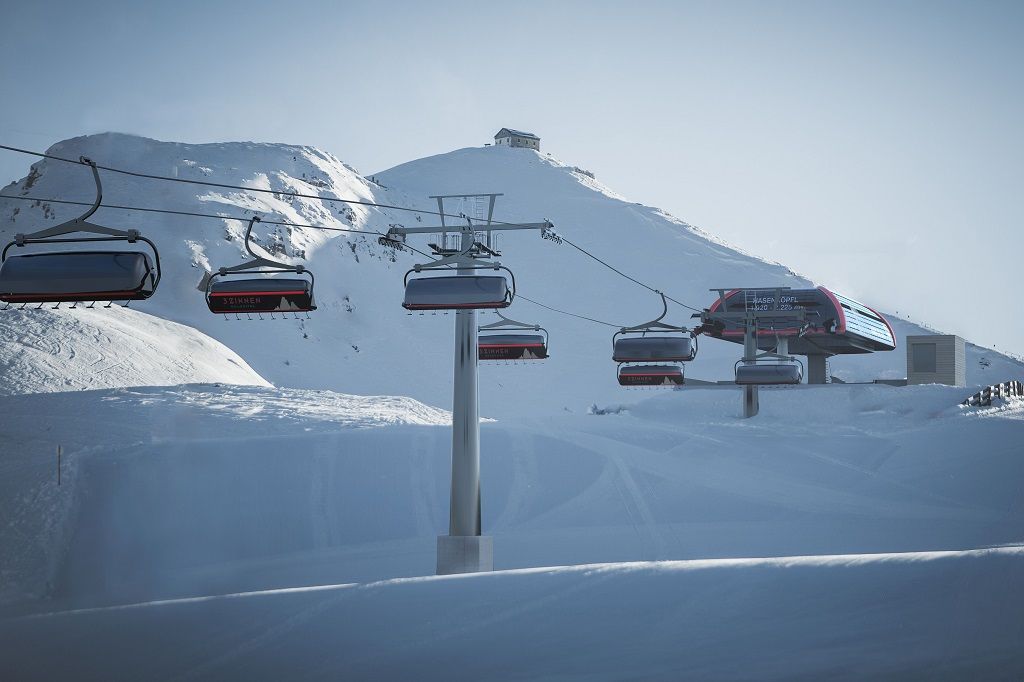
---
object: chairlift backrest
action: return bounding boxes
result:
[734,361,803,385]
[0,251,156,303]
[612,335,694,363]
[617,364,685,387]
[207,276,315,314]
[204,216,316,316]
[403,275,510,310]
[478,333,548,360]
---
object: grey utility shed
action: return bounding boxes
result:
[494,128,540,151]
[906,335,966,387]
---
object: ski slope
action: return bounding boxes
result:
[2,134,1020,414]
[1,383,1022,678]
[5,547,1022,681]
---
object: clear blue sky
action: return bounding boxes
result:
[2,0,1021,355]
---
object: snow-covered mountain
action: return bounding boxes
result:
[1,133,1019,415]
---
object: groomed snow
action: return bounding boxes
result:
[1,383,1021,677]
[4,546,1022,681]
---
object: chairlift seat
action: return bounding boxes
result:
[208,277,315,314]
[478,333,548,361]
[618,364,685,387]
[735,362,803,385]
[403,275,510,310]
[0,251,156,303]
[613,335,694,363]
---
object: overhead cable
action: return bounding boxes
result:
[0,191,622,328]
[1,143,531,227]
[0,141,709,320]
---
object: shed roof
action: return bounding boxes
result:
[495,128,539,140]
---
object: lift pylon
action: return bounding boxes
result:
[386,195,553,575]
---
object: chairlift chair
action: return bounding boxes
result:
[612,292,695,388]
[403,273,512,311]
[401,235,515,311]
[618,364,685,387]
[611,293,697,362]
[204,216,316,315]
[0,158,161,306]
[734,353,804,385]
[478,311,548,360]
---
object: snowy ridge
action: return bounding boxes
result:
[0,306,268,394]
[2,133,1020,413]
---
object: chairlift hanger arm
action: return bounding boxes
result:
[239,216,298,270]
[618,292,691,334]
[202,216,306,293]
[8,158,138,244]
[410,241,484,271]
[428,193,505,199]
[216,260,305,275]
[388,221,553,236]
[479,310,542,331]
[12,220,141,244]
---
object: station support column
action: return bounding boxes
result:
[742,321,759,418]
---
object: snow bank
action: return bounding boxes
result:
[2,383,1020,612]
[0,306,269,395]
[2,546,1021,680]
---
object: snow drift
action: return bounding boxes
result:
[4,547,1023,681]
[0,306,268,395]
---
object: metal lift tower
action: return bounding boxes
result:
[385,194,553,574]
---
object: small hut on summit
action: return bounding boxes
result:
[493,128,540,151]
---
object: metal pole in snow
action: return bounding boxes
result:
[449,227,481,537]
[743,319,759,418]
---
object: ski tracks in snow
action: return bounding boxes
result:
[488,428,541,532]
[544,427,678,561]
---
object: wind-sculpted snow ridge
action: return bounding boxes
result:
[2,547,1022,680]
[105,383,453,431]
[0,307,269,395]
[2,133,1020,416]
